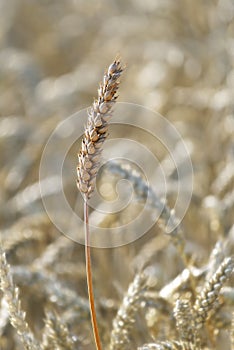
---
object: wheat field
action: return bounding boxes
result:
[0,1,234,349]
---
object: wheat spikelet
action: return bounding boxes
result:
[0,246,41,350]
[77,59,124,199]
[193,256,234,329]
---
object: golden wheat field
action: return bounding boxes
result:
[0,1,234,349]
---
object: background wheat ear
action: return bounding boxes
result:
[0,245,41,350]
[76,58,124,350]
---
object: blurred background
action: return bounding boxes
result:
[0,0,234,349]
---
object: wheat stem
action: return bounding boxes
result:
[84,201,102,350]
[77,58,124,349]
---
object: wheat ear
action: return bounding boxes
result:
[77,59,123,199]
[174,298,195,343]
[42,309,74,350]
[0,245,41,350]
[231,311,234,350]
[138,341,197,350]
[193,256,234,329]
[106,160,195,292]
[110,273,149,350]
[77,58,124,350]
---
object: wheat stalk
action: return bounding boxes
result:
[76,58,124,350]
